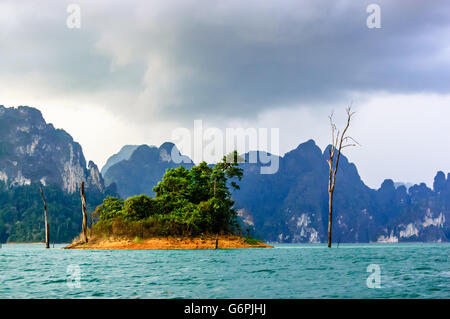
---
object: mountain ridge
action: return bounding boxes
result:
[1,105,449,243]
[102,138,450,243]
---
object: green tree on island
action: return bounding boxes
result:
[91,151,244,238]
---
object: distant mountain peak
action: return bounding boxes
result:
[159,143,173,162]
[102,142,193,198]
[100,144,139,175]
[300,139,317,147]
[159,141,176,151]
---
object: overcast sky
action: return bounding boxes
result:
[1,0,450,189]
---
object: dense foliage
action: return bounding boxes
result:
[0,182,110,243]
[93,152,243,237]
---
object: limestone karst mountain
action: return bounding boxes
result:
[0,105,113,242]
[1,105,448,243]
[0,105,104,193]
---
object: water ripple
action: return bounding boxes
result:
[0,243,449,298]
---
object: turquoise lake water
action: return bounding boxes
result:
[0,243,449,298]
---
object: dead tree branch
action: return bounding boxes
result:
[327,106,358,248]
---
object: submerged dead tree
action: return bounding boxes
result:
[80,182,88,243]
[40,187,50,249]
[327,106,358,248]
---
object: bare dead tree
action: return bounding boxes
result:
[80,182,88,243]
[40,187,50,249]
[327,106,358,248]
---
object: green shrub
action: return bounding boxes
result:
[95,196,124,220]
[122,195,159,220]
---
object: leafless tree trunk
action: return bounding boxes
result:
[80,182,88,243]
[40,187,50,249]
[327,106,358,248]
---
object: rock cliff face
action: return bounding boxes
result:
[0,105,104,193]
[373,179,449,243]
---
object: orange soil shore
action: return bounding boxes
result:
[64,235,273,249]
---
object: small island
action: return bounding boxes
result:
[65,152,272,249]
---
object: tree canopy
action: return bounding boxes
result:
[93,151,244,237]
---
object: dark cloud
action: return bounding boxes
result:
[1,0,449,122]
[162,0,450,118]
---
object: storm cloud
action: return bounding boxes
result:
[1,0,450,121]
[1,0,450,187]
